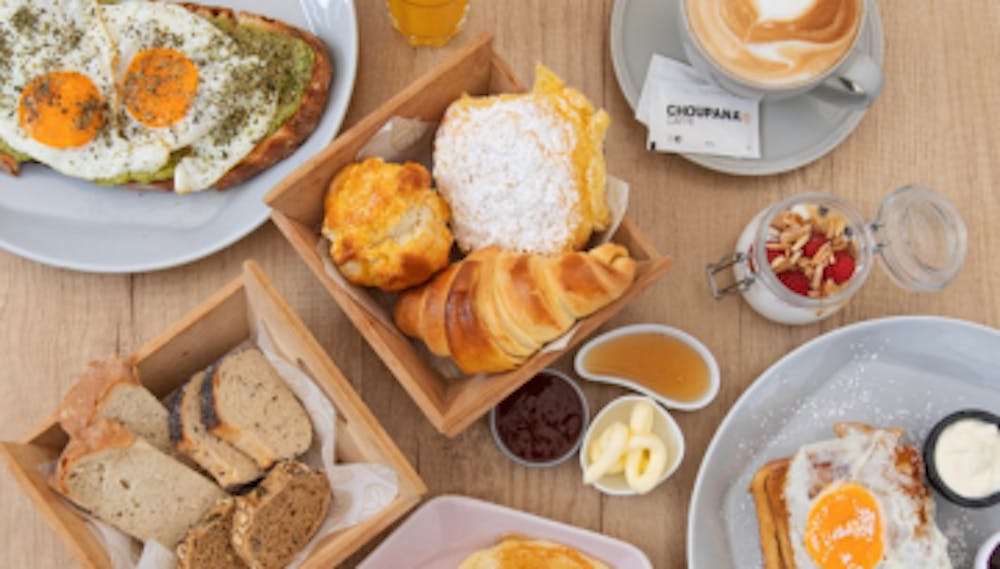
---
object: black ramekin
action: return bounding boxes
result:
[922,409,1000,509]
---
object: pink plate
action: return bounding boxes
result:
[359,495,653,568]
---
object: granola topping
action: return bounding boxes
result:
[762,205,858,298]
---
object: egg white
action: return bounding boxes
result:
[102,2,241,150]
[0,0,170,181]
[783,427,952,569]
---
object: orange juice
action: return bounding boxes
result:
[387,0,470,47]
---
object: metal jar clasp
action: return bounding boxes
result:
[706,252,755,300]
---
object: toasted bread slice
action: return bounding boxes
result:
[749,458,796,569]
[1,2,333,193]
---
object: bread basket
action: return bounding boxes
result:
[0,261,426,569]
[265,34,673,437]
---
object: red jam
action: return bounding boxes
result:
[494,371,584,464]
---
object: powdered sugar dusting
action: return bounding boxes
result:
[433,96,582,255]
[700,325,1000,569]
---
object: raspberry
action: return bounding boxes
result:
[766,248,782,264]
[777,270,811,296]
[824,251,856,284]
[802,234,826,258]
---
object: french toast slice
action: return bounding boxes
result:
[749,458,796,569]
[0,2,333,193]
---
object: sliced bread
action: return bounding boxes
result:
[177,498,248,569]
[170,371,263,491]
[53,418,226,548]
[231,461,331,569]
[201,349,312,469]
[59,356,173,453]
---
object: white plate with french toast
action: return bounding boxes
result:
[0,0,357,273]
[687,316,1000,569]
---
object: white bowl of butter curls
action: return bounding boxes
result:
[580,396,684,495]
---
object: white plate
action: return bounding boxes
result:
[359,495,653,568]
[687,316,1000,568]
[0,0,358,273]
[610,0,883,176]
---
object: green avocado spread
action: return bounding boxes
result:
[2,11,316,187]
[0,139,31,163]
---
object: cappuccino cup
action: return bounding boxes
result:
[680,0,883,108]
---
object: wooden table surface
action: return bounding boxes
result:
[2,1,999,568]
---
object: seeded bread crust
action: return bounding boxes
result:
[177,498,248,569]
[231,461,331,569]
[122,3,333,192]
[2,2,333,193]
[170,371,263,492]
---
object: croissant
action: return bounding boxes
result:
[394,244,637,374]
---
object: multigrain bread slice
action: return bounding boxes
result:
[0,2,333,193]
[202,349,312,469]
[58,356,173,454]
[749,458,795,569]
[53,419,226,548]
[177,498,248,569]
[170,371,263,491]
[231,461,331,569]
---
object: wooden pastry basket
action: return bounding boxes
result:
[0,261,426,569]
[266,34,673,438]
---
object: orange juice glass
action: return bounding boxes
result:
[387,0,470,47]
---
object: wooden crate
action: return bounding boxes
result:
[265,34,673,437]
[0,261,426,569]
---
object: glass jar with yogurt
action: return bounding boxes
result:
[707,186,967,325]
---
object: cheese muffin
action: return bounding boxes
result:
[323,157,453,291]
[433,64,611,255]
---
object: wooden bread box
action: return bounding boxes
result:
[265,34,673,437]
[0,261,426,569]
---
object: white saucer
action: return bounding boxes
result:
[610,0,884,176]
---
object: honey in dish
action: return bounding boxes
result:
[582,333,710,403]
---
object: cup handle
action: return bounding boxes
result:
[810,53,884,109]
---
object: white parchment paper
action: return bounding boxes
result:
[73,324,398,569]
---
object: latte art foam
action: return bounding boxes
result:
[686,0,863,86]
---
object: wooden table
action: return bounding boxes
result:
[2,1,998,567]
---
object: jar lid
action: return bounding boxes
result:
[874,186,967,292]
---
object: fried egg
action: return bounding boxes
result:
[100,2,278,193]
[102,3,239,149]
[0,0,170,180]
[784,426,952,569]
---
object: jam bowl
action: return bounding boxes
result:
[488,369,590,468]
[707,186,967,325]
[923,409,1000,509]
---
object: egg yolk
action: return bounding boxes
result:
[805,483,884,569]
[123,47,198,128]
[19,71,104,148]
